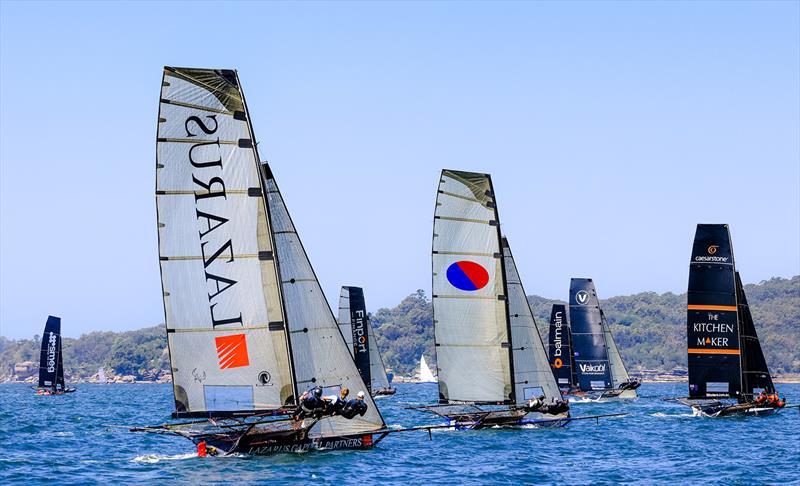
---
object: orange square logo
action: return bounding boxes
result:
[215,334,249,369]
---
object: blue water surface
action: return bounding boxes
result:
[1,382,798,485]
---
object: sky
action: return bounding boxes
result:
[1,1,798,339]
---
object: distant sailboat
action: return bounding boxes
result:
[415,170,569,429]
[98,367,108,385]
[569,279,640,400]
[418,355,437,383]
[35,316,76,395]
[677,224,787,417]
[548,304,578,392]
[338,286,396,396]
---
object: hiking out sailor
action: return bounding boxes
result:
[340,391,369,419]
[294,386,325,419]
[323,387,350,415]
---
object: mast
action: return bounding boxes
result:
[262,162,386,437]
[735,272,775,398]
[431,170,514,404]
[502,237,561,405]
[569,278,612,391]
[686,224,742,399]
[156,67,295,417]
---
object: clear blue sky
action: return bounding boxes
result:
[1,1,798,339]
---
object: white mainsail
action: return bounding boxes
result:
[156,67,294,416]
[418,355,437,383]
[263,163,385,438]
[98,367,107,385]
[432,170,512,403]
[501,237,562,404]
[602,310,631,387]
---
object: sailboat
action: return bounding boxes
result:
[338,286,396,396]
[677,224,787,417]
[569,278,640,400]
[417,355,437,383]
[416,170,569,429]
[98,367,108,384]
[138,67,389,455]
[548,304,578,393]
[35,316,76,395]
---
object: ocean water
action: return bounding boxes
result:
[1,382,798,485]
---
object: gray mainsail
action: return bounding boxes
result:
[263,163,386,437]
[601,310,630,387]
[502,237,562,404]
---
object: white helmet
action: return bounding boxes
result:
[356,391,365,399]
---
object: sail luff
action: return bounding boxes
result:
[431,169,513,404]
[501,237,561,404]
[156,67,295,416]
[686,224,742,399]
[263,163,386,437]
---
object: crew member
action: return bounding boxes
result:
[323,387,350,415]
[294,386,325,420]
[340,391,368,419]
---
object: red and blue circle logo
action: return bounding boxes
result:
[446,261,490,291]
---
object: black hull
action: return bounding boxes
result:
[443,410,569,430]
[197,430,383,456]
[677,398,784,418]
[373,388,397,397]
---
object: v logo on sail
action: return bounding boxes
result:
[576,290,590,305]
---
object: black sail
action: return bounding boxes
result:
[548,304,574,389]
[38,316,65,390]
[687,224,742,399]
[569,279,611,391]
[344,287,372,394]
[736,272,775,397]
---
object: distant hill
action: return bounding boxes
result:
[1,276,797,381]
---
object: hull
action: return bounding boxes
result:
[436,407,570,430]
[373,387,397,397]
[200,432,381,456]
[678,399,784,418]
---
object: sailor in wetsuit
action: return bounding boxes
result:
[339,391,369,419]
[526,395,569,415]
[294,386,325,420]
[323,387,350,415]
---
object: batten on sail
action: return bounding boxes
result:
[263,163,386,437]
[156,67,295,417]
[432,170,513,404]
[686,224,741,399]
[501,237,561,405]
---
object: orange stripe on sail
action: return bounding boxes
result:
[687,305,737,311]
[688,348,740,355]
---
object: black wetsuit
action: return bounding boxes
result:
[340,399,368,419]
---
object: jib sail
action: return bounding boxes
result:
[502,237,561,405]
[569,278,612,391]
[38,315,65,390]
[601,310,630,387]
[735,272,774,397]
[687,224,741,399]
[263,163,385,437]
[156,67,294,417]
[338,286,391,394]
[548,304,575,388]
[432,170,513,404]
